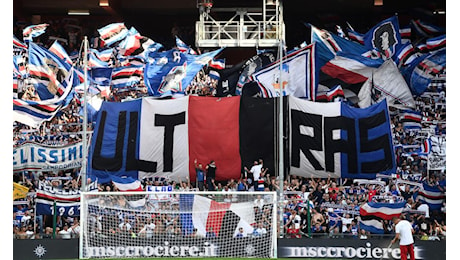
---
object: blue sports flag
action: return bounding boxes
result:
[111,65,143,89]
[97,22,129,47]
[175,35,197,54]
[144,48,223,96]
[309,24,374,69]
[359,201,405,234]
[410,19,445,38]
[363,16,402,60]
[144,49,188,96]
[27,42,78,100]
[13,68,77,128]
[416,182,445,210]
[23,23,49,41]
[48,40,72,65]
[409,49,446,95]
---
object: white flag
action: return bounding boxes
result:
[358,59,415,108]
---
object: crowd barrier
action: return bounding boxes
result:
[13,237,445,260]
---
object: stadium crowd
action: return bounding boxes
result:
[13,16,446,242]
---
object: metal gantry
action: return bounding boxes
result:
[195,0,285,48]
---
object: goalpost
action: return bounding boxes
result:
[80,191,277,259]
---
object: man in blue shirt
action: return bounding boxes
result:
[194,159,205,191]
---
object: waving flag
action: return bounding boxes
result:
[400,110,422,123]
[416,182,445,210]
[179,194,256,237]
[346,28,364,45]
[426,34,446,52]
[357,59,415,108]
[88,52,110,68]
[118,27,163,59]
[91,48,113,62]
[235,52,276,96]
[316,85,345,102]
[175,35,197,55]
[319,51,382,93]
[89,67,113,86]
[97,22,129,47]
[209,58,225,70]
[111,65,143,89]
[144,49,187,96]
[394,42,419,66]
[399,110,422,130]
[421,138,432,154]
[23,23,49,41]
[399,107,422,130]
[13,68,77,128]
[158,62,187,96]
[309,24,374,69]
[410,19,445,38]
[358,218,385,234]
[363,16,401,59]
[13,182,29,200]
[360,201,405,220]
[175,35,190,53]
[409,49,446,95]
[399,25,412,43]
[13,35,28,50]
[251,43,318,100]
[145,48,223,96]
[13,54,27,78]
[359,201,405,234]
[27,42,75,100]
[49,40,72,65]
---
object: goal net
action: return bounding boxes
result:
[80,191,277,259]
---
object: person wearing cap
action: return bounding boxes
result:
[391,215,415,260]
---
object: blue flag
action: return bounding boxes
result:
[144,48,223,96]
[363,16,402,60]
[27,42,78,100]
[409,49,446,95]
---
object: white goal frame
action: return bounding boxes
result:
[80,191,277,259]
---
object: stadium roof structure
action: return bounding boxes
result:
[13,0,446,61]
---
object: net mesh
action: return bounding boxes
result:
[80,191,277,259]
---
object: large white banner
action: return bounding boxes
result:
[139,97,190,180]
[13,142,83,172]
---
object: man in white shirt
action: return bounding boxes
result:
[246,161,262,182]
[58,225,72,239]
[391,215,415,260]
[138,219,156,238]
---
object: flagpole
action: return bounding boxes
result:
[277,0,285,239]
[81,36,89,192]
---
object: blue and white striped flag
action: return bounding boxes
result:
[251,43,318,100]
[97,22,129,47]
[416,182,445,210]
[23,23,49,41]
